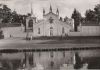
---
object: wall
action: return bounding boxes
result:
[68,26,100,36]
[1,26,26,38]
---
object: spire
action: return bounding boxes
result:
[31,3,33,16]
[56,8,59,16]
[30,3,35,17]
[50,5,52,13]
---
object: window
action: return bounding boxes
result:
[38,28,40,34]
[50,27,53,36]
[28,19,33,27]
[49,17,54,23]
[62,27,65,34]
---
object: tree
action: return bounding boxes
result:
[85,9,96,21]
[71,9,82,31]
[3,5,11,12]
[2,5,12,23]
[94,4,100,23]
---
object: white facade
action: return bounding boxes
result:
[32,8,73,37]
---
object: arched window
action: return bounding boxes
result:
[49,17,54,23]
[38,28,40,34]
[62,27,65,34]
[28,19,33,27]
[50,27,53,36]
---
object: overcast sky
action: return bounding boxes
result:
[0,0,100,19]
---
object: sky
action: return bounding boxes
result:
[0,0,100,19]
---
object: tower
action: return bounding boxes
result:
[56,8,59,16]
[49,5,52,13]
[25,3,36,32]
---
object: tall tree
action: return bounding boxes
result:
[71,9,82,31]
[2,5,12,23]
[94,4,100,23]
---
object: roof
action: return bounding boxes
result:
[44,12,58,17]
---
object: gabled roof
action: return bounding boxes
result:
[44,12,58,17]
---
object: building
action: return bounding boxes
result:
[26,5,74,37]
[1,5,100,38]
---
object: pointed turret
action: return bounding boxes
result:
[56,8,59,16]
[30,3,35,17]
[31,3,33,16]
[49,5,52,13]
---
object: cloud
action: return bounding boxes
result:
[2,0,100,19]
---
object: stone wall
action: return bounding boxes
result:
[1,26,26,38]
[68,26,100,36]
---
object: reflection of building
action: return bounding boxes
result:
[18,50,99,70]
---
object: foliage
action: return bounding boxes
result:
[94,4,100,23]
[71,9,82,31]
[85,9,96,21]
[85,4,100,23]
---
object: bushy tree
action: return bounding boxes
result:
[94,4,100,23]
[2,5,12,23]
[85,9,96,21]
[85,4,100,23]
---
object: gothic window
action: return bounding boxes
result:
[50,27,53,36]
[38,28,40,34]
[49,17,54,23]
[62,27,65,34]
[28,19,33,27]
